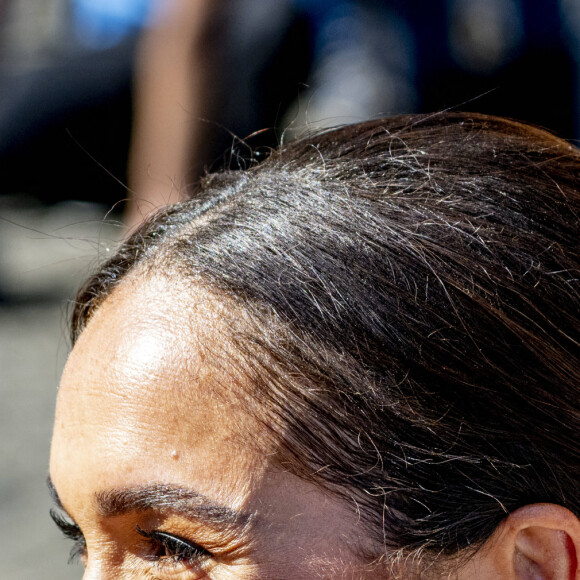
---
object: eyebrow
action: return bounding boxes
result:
[47,476,252,532]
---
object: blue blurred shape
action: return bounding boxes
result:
[72,0,153,49]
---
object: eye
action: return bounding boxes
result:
[136,525,212,572]
[49,508,87,564]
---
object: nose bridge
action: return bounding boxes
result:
[82,537,126,580]
[83,559,133,580]
[83,559,112,580]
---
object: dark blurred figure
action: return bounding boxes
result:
[0,0,149,207]
[1,0,579,227]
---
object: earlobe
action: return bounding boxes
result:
[458,504,580,580]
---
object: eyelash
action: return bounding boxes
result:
[49,509,86,564]
[50,509,211,572]
[136,526,211,570]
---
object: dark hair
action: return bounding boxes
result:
[73,113,580,570]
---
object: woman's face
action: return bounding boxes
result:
[49,275,373,579]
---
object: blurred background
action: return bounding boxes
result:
[1,0,580,577]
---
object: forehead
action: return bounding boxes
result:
[49,275,379,577]
[51,274,262,502]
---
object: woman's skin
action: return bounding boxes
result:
[49,273,580,579]
[49,274,377,579]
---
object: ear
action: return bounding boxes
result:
[458,504,580,580]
